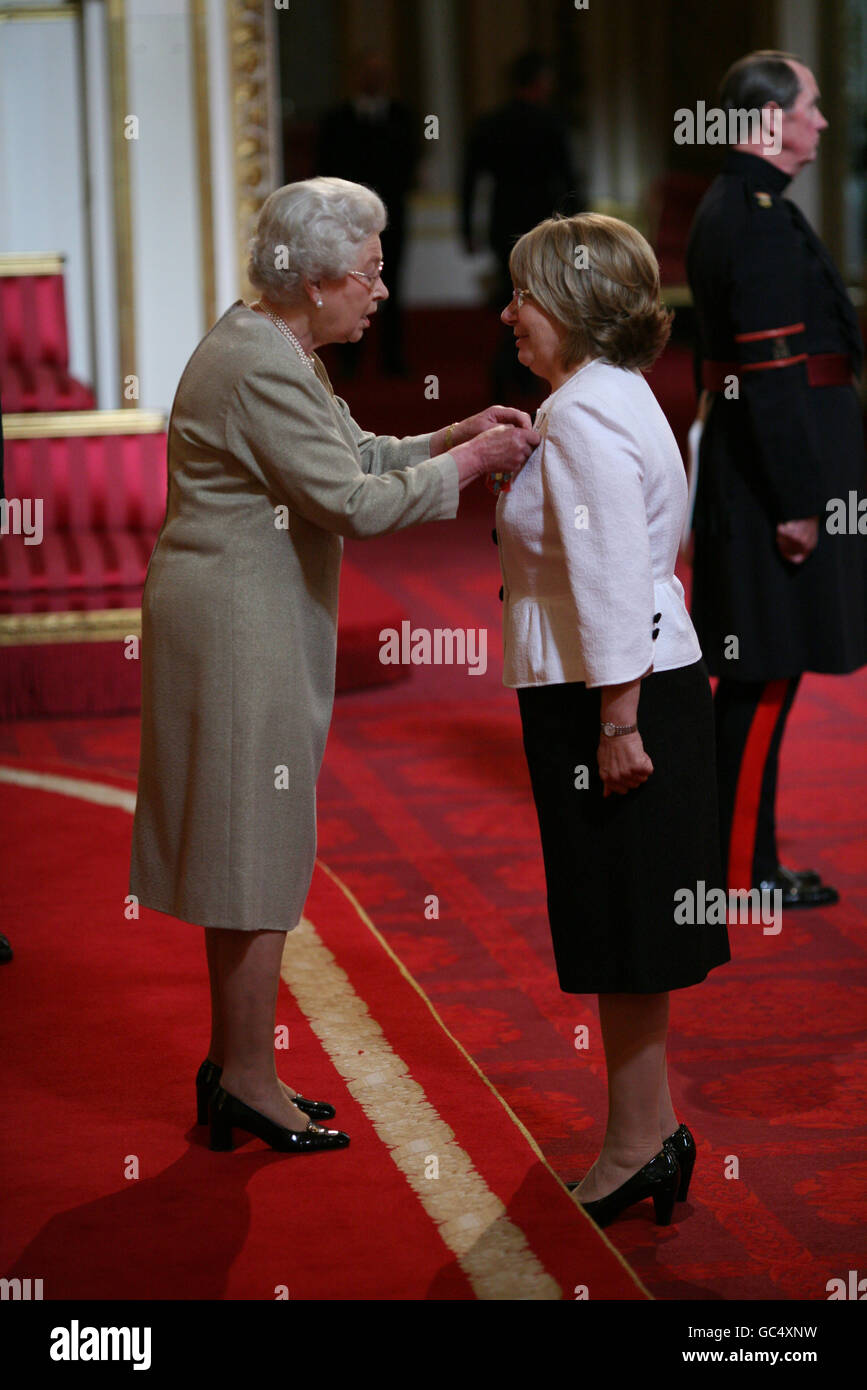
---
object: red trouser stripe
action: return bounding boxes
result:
[727,680,789,891]
[734,322,805,342]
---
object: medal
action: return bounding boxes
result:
[485,471,513,495]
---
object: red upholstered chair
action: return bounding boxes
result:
[0,409,409,717]
[0,411,168,618]
[0,410,167,717]
[0,255,96,412]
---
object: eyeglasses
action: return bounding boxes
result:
[509,288,534,310]
[348,260,384,287]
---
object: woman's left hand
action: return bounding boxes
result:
[597,732,654,798]
[433,406,535,455]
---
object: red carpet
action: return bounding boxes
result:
[0,770,643,1301]
[2,486,865,1301]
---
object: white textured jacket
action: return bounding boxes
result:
[496,358,702,689]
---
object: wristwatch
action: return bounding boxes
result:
[600,721,638,737]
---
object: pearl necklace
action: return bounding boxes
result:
[254,302,315,372]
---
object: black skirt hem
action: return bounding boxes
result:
[554,956,731,996]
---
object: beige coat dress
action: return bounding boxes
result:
[129,300,459,930]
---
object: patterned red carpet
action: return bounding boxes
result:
[0,773,642,1300]
[1,483,865,1300]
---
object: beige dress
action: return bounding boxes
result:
[129,301,459,930]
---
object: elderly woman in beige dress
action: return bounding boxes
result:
[129,177,538,1155]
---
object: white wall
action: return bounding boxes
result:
[0,8,93,388]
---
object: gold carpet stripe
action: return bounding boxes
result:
[0,765,137,813]
[315,857,652,1299]
[283,914,561,1300]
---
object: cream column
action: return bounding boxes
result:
[776,0,821,228]
[203,0,237,319]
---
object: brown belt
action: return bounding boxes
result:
[702,353,853,392]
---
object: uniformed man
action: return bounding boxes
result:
[686,50,866,907]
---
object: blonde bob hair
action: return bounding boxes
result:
[508,213,673,372]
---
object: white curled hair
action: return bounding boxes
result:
[247,177,386,304]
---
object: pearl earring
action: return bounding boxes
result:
[316,297,323,308]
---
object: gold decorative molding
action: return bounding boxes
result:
[227,0,278,302]
[0,608,141,647]
[191,0,216,331]
[0,253,67,276]
[0,4,79,23]
[106,0,136,408]
[3,409,166,439]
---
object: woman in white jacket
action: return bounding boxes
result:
[497,213,730,1228]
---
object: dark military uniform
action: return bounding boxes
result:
[686,149,866,891]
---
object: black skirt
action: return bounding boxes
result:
[517,659,731,994]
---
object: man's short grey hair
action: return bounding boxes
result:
[247,176,386,304]
[719,50,804,114]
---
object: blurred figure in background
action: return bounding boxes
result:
[318,50,418,377]
[462,49,585,401]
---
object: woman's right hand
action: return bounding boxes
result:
[451,424,541,489]
[597,731,654,798]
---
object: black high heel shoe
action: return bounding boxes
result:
[664,1123,696,1201]
[209,1085,350,1153]
[195,1058,336,1125]
[568,1146,680,1228]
